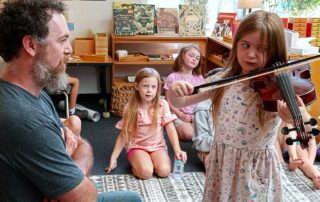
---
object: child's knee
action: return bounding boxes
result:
[155,165,171,177]
[134,166,153,180]
[66,115,81,135]
[178,130,193,141]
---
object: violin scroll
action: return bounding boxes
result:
[281,118,320,147]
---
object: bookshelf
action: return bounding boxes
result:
[110,33,208,84]
[207,37,232,71]
[110,33,207,115]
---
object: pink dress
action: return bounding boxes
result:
[202,73,283,201]
[116,99,176,152]
[164,72,204,115]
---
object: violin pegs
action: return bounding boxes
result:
[309,128,320,136]
[285,137,297,145]
[304,118,318,126]
[281,126,296,135]
[281,127,289,135]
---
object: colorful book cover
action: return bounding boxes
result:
[134,4,155,35]
[113,3,136,36]
[212,12,237,38]
[281,18,289,29]
[156,8,179,35]
[179,4,206,36]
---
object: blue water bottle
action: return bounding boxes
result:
[172,159,184,180]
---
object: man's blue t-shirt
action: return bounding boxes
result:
[0,79,84,201]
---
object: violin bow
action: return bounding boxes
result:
[193,54,320,95]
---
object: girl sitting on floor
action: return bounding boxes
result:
[106,67,187,180]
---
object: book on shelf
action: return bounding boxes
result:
[148,54,162,61]
[134,4,156,35]
[212,12,237,38]
[178,4,206,36]
[156,8,179,35]
[113,3,136,36]
[147,54,173,61]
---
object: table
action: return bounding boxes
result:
[67,55,113,117]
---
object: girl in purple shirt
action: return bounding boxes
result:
[164,45,204,141]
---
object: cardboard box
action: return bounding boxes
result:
[74,38,95,56]
[95,33,108,55]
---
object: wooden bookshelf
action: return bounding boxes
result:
[207,37,232,71]
[110,33,208,83]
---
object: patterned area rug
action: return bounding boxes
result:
[90,172,205,202]
[282,164,320,201]
[90,166,320,202]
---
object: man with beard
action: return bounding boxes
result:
[0,1,141,202]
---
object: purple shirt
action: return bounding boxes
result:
[164,72,204,114]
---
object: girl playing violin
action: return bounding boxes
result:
[167,10,301,201]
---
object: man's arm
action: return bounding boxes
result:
[55,177,97,202]
[63,117,94,176]
[70,134,94,177]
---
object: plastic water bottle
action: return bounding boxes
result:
[172,159,184,180]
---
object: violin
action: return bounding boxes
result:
[250,63,316,112]
[251,63,319,149]
[193,54,320,149]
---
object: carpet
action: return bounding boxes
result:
[90,172,205,202]
[90,166,320,202]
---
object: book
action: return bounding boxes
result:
[148,54,162,61]
[178,4,206,36]
[113,3,136,36]
[134,4,156,35]
[156,8,179,35]
[212,12,237,38]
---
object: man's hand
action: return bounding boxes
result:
[61,127,78,156]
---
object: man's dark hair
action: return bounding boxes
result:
[0,0,66,62]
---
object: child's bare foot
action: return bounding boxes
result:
[312,173,320,189]
[289,158,304,171]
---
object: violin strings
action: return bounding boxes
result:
[276,72,308,142]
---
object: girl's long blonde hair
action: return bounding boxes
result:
[212,10,288,127]
[121,67,162,145]
[173,45,203,75]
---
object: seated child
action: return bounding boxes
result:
[193,99,214,170]
[164,45,204,141]
[106,68,187,180]
[276,118,320,189]
[68,76,87,119]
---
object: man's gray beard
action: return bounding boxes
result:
[33,60,69,94]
